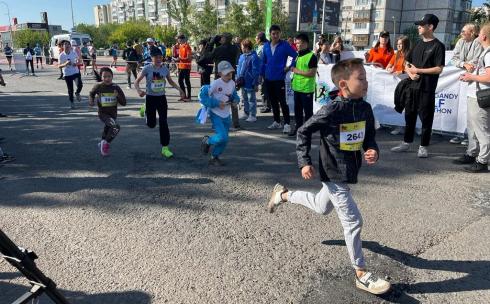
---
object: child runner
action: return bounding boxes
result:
[34,43,44,69]
[267,58,391,295]
[88,67,126,157]
[200,61,240,166]
[134,48,185,158]
[59,40,83,109]
[123,41,139,89]
[110,43,118,68]
[3,43,13,71]
[237,38,261,122]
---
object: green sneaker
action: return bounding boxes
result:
[139,103,146,118]
[161,146,174,158]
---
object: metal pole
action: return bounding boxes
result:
[393,16,396,40]
[321,0,326,34]
[71,0,75,31]
[0,1,14,48]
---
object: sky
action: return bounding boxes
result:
[0,0,487,31]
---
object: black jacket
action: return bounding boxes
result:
[296,95,379,184]
[211,43,240,67]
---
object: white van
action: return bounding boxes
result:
[49,32,91,64]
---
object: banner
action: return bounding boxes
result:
[312,64,468,134]
[265,0,272,39]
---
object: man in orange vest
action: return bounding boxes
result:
[177,34,192,102]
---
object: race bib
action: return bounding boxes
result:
[339,121,366,151]
[100,93,117,107]
[25,52,33,60]
[151,79,165,93]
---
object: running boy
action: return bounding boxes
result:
[200,61,240,166]
[134,48,185,158]
[267,58,391,295]
[89,67,126,157]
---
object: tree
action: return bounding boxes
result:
[167,0,192,34]
[223,3,248,38]
[244,0,264,38]
[188,0,218,41]
[469,7,488,26]
[271,0,292,37]
[403,26,420,46]
[109,21,153,47]
[154,25,178,46]
[76,23,118,48]
[14,30,49,48]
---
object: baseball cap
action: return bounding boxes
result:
[217,61,234,75]
[146,38,155,43]
[414,14,439,27]
[379,31,390,38]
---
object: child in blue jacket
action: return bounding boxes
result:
[200,61,240,166]
[237,39,261,122]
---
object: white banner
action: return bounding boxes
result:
[313,64,467,134]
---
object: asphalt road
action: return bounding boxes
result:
[0,62,489,304]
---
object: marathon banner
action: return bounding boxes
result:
[312,64,467,134]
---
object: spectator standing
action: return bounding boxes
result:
[317,39,334,64]
[456,23,490,173]
[123,41,139,89]
[237,39,261,122]
[391,14,445,158]
[261,24,297,134]
[449,23,483,145]
[256,32,271,113]
[177,34,192,102]
[3,43,13,70]
[366,31,394,68]
[197,39,214,86]
[34,43,43,69]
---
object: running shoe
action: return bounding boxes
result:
[417,146,428,158]
[453,154,475,165]
[449,137,462,144]
[75,93,82,102]
[0,154,15,164]
[464,161,489,173]
[390,127,404,135]
[161,146,174,158]
[208,156,224,166]
[355,272,391,295]
[267,183,287,213]
[283,124,291,134]
[461,139,469,146]
[98,140,110,156]
[246,116,257,122]
[201,136,210,155]
[139,103,146,118]
[390,142,410,153]
[268,121,282,129]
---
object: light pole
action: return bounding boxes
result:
[0,1,14,48]
[70,0,75,31]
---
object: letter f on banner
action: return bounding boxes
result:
[266,0,272,39]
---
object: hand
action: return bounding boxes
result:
[219,101,226,109]
[386,67,393,73]
[364,149,378,165]
[301,165,315,179]
[284,66,291,73]
[290,67,299,74]
[394,71,402,76]
[113,89,119,98]
[408,71,420,81]
[406,65,418,75]
[459,72,474,82]
[463,63,475,73]
[137,89,146,97]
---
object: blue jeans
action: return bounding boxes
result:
[208,112,230,157]
[241,88,257,117]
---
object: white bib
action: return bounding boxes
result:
[151,79,166,93]
[339,121,366,151]
[100,93,117,107]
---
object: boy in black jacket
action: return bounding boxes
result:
[267,58,391,295]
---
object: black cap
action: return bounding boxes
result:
[379,31,390,37]
[177,34,186,40]
[414,14,439,27]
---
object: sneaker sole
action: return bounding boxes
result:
[355,280,391,295]
[267,183,286,213]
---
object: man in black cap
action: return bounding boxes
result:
[391,14,445,158]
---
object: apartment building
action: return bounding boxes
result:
[340,0,472,50]
[94,4,112,27]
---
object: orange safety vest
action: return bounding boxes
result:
[178,43,192,70]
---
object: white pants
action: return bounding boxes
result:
[289,182,365,269]
[467,97,490,164]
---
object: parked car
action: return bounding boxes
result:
[48,32,91,64]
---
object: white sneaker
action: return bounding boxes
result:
[461,139,469,146]
[268,121,282,129]
[267,183,287,213]
[283,124,291,134]
[417,145,428,158]
[239,113,248,120]
[355,272,391,295]
[246,116,257,122]
[390,142,410,152]
[390,127,405,135]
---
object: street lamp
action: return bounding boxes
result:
[0,1,14,48]
[392,16,396,41]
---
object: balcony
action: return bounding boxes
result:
[352,24,370,35]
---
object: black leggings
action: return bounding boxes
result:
[64,73,83,102]
[293,91,314,130]
[126,63,138,86]
[178,69,191,98]
[25,60,34,74]
[266,79,290,124]
[146,95,170,146]
[99,113,120,143]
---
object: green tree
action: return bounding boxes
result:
[14,29,49,48]
[109,21,153,47]
[188,0,218,41]
[167,0,192,34]
[469,7,488,26]
[271,0,292,37]
[223,3,248,38]
[244,0,264,39]
[76,23,118,48]
[154,25,178,46]
[403,26,420,46]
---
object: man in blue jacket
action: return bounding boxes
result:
[261,25,297,134]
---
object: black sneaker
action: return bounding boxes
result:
[201,136,210,155]
[453,154,475,165]
[0,113,7,118]
[464,161,488,173]
[260,107,271,113]
[209,156,224,166]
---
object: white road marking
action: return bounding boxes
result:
[237,130,318,148]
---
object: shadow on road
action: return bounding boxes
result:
[323,240,490,301]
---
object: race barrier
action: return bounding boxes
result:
[285,63,467,135]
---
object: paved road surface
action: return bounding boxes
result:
[0,63,489,303]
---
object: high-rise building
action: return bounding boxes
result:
[94,4,112,27]
[340,0,472,50]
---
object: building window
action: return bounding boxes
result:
[355,0,369,5]
[355,23,367,29]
